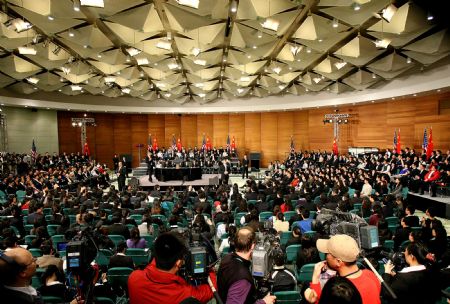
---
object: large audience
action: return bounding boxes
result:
[0,147,449,304]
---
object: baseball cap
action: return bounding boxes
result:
[316,235,360,262]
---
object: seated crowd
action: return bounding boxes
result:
[0,147,449,304]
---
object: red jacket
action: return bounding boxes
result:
[424,170,440,182]
[128,260,217,304]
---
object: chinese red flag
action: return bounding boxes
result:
[177,138,182,151]
[396,129,401,154]
[231,136,236,150]
[332,138,338,155]
[427,128,433,160]
[84,142,90,156]
[153,137,158,150]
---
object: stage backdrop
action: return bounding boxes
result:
[58,91,450,168]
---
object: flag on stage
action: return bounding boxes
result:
[177,137,182,151]
[152,137,158,151]
[290,136,295,153]
[171,135,177,151]
[396,129,401,154]
[332,137,338,155]
[84,142,90,157]
[226,134,230,152]
[422,128,428,152]
[393,129,397,151]
[201,134,206,151]
[31,139,37,162]
[427,127,433,160]
[147,134,152,152]
[206,136,212,151]
[231,136,236,150]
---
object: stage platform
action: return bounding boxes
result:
[408,192,450,218]
[137,174,220,190]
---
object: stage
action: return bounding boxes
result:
[137,173,220,190]
[408,192,450,218]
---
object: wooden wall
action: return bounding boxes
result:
[57,91,450,168]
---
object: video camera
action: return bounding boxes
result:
[380,250,407,272]
[312,209,380,250]
[66,227,98,274]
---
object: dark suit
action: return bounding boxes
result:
[109,254,134,269]
[242,157,249,179]
[146,156,154,182]
[117,166,127,191]
[108,223,130,239]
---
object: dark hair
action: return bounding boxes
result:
[319,276,362,304]
[406,205,415,214]
[116,241,127,253]
[154,232,187,271]
[234,226,256,253]
[130,227,141,243]
[41,264,65,285]
[405,242,429,266]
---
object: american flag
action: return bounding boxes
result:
[201,134,206,151]
[393,129,397,151]
[290,136,295,153]
[422,128,428,152]
[31,139,37,162]
[171,135,177,151]
[226,134,230,152]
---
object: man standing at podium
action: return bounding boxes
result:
[242,154,249,179]
[146,151,155,182]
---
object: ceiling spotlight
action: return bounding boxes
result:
[332,18,339,28]
[122,88,131,94]
[48,15,55,21]
[168,63,179,70]
[237,88,244,94]
[257,31,263,38]
[194,83,204,88]
[156,40,172,50]
[352,3,361,11]
[222,57,227,62]
[78,122,82,127]
[230,0,237,13]
[406,57,412,64]
[104,76,116,83]
[374,38,391,49]
[18,46,37,55]
[126,56,131,62]
[191,47,201,56]
[427,11,434,21]
[140,71,144,77]
[73,0,81,11]
[334,61,347,70]
[26,77,39,84]
[306,48,311,53]
[176,0,199,9]
[71,85,82,91]
[382,4,397,22]
[97,54,102,58]
[247,54,251,59]
[83,45,89,49]
[329,119,332,123]
[126,47,141,56]
[272,67,281,74]
[5,18,32,33]
[261,18,279,31]
[252,45,257,49]
[137,58,149,65]
[68,30,75,37]
[313,77,321,84]
[240,76,250,82]
[290,45,302,56]
[193,59,207,66]
[372,73,377,79]
[80,0,105,8]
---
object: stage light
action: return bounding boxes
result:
[176,0,199,9]
[18,46,37,55]
[80,0,104,8]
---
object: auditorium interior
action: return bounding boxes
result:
[0,0,450,303]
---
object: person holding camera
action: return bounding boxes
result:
[217,226,276,304]
[128,232,217,304]
[382,242,439,303]
[304,234,381,304]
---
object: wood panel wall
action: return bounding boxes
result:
[57,91,450,168]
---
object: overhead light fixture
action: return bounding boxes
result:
[156,40,172,50]
[26,77,39,84]
[290,45,302,56]
[252,45,257,49]
[5,18,32,33]
[80,0,104,8]
[104,76,116,83]
[52,45,62,55]
[97,53,102,58]
[272,67,281,74]
[68,30,75,37]
[176,0,199,9]
[306,48,311,53]
[140,71,145,77]
[18,46,37,55]
[73,0,81,11]
[240,76,250,81]
[126,56,131,62]
[257,31,263,38]
[374,38,391,48]
[47,15,55,21]
[278,84,285,90]
[126,47,141,56]
[222,57,227,62]
[427,11,434,21]
[352,3,361,11]
[406,57,412,64]
[382,4,397,22]
[332,18,339,28]
[194,83,204,88]
[334,61,347,70]
[313,77,321,84]
[230,0,237,13]
[136,58,149,65]
[164,93,172,98]
[261,18,279,31]
[198,93,206,98]
[122,88,131,94]
[193,59,207,66]
[191,47,201,56]
[237,88,244,94]
[372,73,377,79]
[61,67,71,75]
[71,85,82,91]
[168,63,179,70]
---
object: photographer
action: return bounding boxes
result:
[128,232,217,304]
[217,226,276,304]
[304,235,381,304]
[382,242,439,303]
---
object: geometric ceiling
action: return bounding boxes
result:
[0,0,448,106]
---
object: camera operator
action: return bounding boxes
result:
[382,242,439,304]
[304,234,381,304]
[217,226,276,304]
[128,232,217,304]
